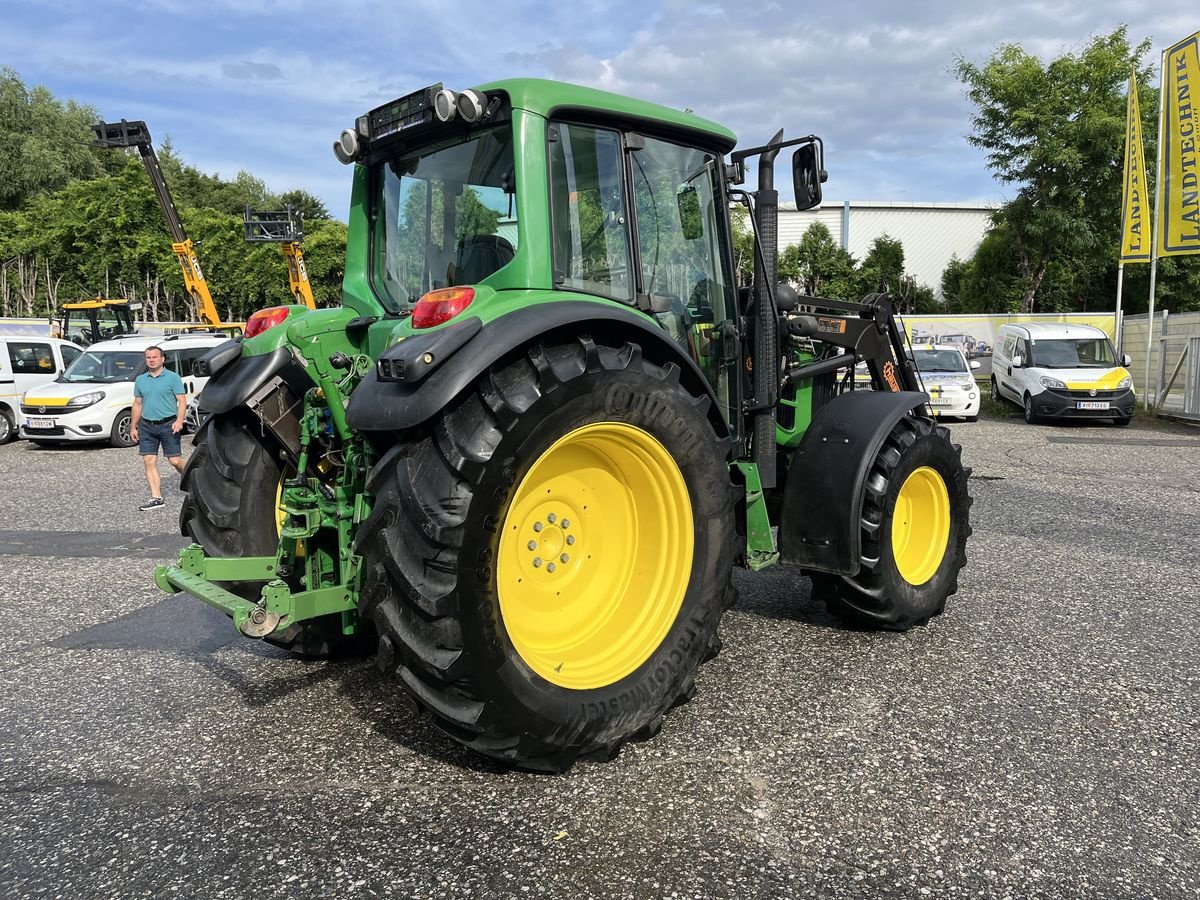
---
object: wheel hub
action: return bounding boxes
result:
[497,422,693,690]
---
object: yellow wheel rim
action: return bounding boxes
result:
[891,466,951,586]
[497,422,694,690]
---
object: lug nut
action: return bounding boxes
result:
[533,557,542,568]
[561,519,570,528]
[547,513,556,524]
[560,554,569,563]
[547,563,556,573]
[527,540,537,551]
[533,522,543,532]
[566,535,575,545]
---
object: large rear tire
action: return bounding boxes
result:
[357,337,737,772]
[812,416,970,630]
[181,411,370,657]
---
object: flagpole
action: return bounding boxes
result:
[1114,262,1125,352]
[1144,48,1166,411]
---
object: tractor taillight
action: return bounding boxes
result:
[244,306,292,338]
[412,287,475,329]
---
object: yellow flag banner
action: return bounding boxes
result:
[1158,32,1200,257]
[1120,71,1151,262]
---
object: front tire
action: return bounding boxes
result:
[181,411,368,656]
[812,416,970,630]
[357,337,736,771]
[1023,394,1040,425]
[0,410,14,445]
[110,409,135,448]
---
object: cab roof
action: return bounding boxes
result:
[474,78,739,153]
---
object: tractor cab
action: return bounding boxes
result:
[54,298,139,347]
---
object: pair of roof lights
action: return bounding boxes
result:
[332,87,488,164]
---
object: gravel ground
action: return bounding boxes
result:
[1,411,1198,899]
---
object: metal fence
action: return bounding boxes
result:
[1121,310,1200,422]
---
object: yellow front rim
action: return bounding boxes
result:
[891,466,951,586]
[497,422,694,690]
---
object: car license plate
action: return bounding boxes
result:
[1076,401,1109,410]
[26,416,55,428]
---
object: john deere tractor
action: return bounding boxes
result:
[156,79,971,771]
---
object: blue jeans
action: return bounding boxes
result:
[139,419,181,457]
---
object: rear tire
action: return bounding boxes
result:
[182,411,370,657]
[110,409,135,448]
[812,416,971,630]
[357,337,736,771]
[0,410,14,445]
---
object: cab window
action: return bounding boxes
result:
[548,123,633,302]
[61,344,82,368]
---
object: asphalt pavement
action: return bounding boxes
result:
[1,410,1199,899]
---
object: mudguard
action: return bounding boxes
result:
[778,390,929,576]
[198,345,304,416]
[346,301,726,434]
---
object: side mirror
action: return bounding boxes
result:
[970,360,981,370]
[792,143,826,211]
[1012,354,1024,368]
[676,185,702,240]
[1121,354,1132,367]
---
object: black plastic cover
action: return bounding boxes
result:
[778,390,928,575]
[375,317,482,384]
[347,301,724,434]
[199,346,295,415]
[192,339,242,378]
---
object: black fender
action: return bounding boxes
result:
[778,390,929,576]
[346,301,727,435]
[197,344,308,416]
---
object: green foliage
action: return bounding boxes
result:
[853,234,905,298]
[0,69,347,321]
[952,27,1179,313]
[779,222,856,298]
[0,68,118,211]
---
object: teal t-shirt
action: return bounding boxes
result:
[135,369,185,421]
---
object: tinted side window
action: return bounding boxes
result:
[60,345,82,367]
[7,342,54,374]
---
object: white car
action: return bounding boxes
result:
[0,336,84,444]
[912,344,981,421]
[19,333,226,447]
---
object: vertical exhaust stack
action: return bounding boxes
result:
[752,130,784,489]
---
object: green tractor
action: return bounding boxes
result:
[156,79,971,771]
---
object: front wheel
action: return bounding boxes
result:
[812,416,971,630]
[0,410,14,445]
[1023,394,1040,425]
[110,409,135,448]
[357,337,737,771]
[181,411,370,656]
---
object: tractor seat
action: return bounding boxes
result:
[455,235,515,285]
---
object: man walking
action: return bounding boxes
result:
[130,346,186,511]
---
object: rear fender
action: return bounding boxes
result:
[345,301,727,436]
[778,390,929,575]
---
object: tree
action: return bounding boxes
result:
[854,234,906,298]
[955,28,1153,312]
[280,189,331,222]
[779,222,856,298]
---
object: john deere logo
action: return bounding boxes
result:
[1089,388,1097,397]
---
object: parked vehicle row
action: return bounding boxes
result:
[2,333,227,446]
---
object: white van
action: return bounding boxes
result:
[18,333,227,447]
[0,336,84,444]
[991,323,1134,425]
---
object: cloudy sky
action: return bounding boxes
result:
[2,0,1194,218]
